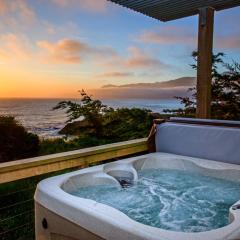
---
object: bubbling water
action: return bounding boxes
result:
[69,169,240,232]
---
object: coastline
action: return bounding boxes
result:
[0,98,182,138]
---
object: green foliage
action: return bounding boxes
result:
[53,90,114,137]
[39,136,111,155]
[0,94,156,161]
[103,108,153,141]
[54,90,155,142]
[0,116,39,163]
[164,52,240,120]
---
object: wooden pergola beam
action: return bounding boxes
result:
[196,7,215,119]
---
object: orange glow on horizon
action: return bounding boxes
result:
[0,65,94,98]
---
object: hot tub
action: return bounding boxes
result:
[35,119,240,240]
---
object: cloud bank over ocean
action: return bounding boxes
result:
[89,87,191,100]
[88,77,195,99]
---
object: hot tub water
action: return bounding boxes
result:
[69,169,240,232]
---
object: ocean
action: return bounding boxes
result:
[0,98,182,138]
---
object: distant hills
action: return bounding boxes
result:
[102,77,196,89]
[88,76,196,100]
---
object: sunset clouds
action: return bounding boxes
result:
[97,72,134,78]
[36,37,168,72]
[0,0,35,19]
[0,0,239,98]
[0,0,36,28]
[217,37,240,49]
[37,38,117,64]
[137,23,240,49]
[125,47,167,68]
[0,33,33,62]
[0,33,168,71]
[51,0,108,12]
[138,26,196,45]
[37,39,91,63]
[99,46,170,74]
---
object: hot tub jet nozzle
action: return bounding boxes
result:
[232,204,240,210]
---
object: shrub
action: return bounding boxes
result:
[54,90,155,141]
[103,108,154,141]
[39,136,111,155]
[164,52,240,120]
[0,116,39,162]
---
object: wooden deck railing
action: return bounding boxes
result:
[0,138,148,240]
[0,138,148,184]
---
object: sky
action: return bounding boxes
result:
[0,0,240,98]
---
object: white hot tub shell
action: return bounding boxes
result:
[35,119,240,240]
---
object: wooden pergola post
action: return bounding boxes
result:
[196,7,215,119]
